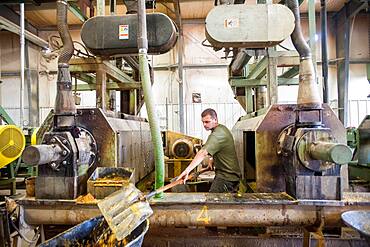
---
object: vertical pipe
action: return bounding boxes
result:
[97,0,105,16]
[321,0,329,103]
[174,0,184,133]
[137,0,164,196]
[287,0,322,108]
[20,3,25,127]
[308,0,317,77]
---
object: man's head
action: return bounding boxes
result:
[201,108,218,131]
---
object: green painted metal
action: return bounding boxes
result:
[139,53,165,198]
[68,1,88,22]
[246,57,268,80]
[230,77,298,87]
[230,78,266,87]
[280,66,299,78]
[0,105,15,125]
[76,82,141,91]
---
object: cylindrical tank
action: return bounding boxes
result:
[81,13,177,56]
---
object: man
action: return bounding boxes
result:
[177,108,241,192]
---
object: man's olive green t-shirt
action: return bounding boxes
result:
[203,124,241,182]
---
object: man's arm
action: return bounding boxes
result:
[176,148,209,183]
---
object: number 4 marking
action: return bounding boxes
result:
[196,205,210,224]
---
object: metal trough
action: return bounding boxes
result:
[39,215,149,247]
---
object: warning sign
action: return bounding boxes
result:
[119,25,129,40]
[224,18,239,28]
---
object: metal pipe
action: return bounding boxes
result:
[20,198,370,227]
[55,0,76,116]
[137,0,165,196]
[321,0,329,103]
[174,0,185,133]
[287,0,322,108]
[22,145,63,165]
[230,49,251,76]
[309,142,352,165]
[20,3,24,127]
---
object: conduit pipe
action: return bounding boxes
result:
[287,0,322,108]
[137,0,165,196]
[20,3,25,127]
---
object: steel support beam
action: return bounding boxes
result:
[320,0,329,103]
[0,6,38,35]
[69,58,136,83]
[246,56,268,80]
[230,78,299,87]
[174,0,185,133]
[68,2,88,22]
[267,48,278,105]
[96,68,108,110]
[280,66,299,78]
[76,82,141,91]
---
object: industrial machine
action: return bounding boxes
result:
[20,0,179,199]
[14,1,370,246]
[162,131,202,181]
[233,104,352,200]
[347,116,370,183]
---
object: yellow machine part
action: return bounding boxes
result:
[0,125,26,168]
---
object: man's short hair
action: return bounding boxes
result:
[201,108,218,119]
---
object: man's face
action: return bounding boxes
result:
[202,115,218,131]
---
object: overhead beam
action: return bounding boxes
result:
[230,78,299,87]
[0,6,38,35]
[0,16,48,48]
[76,82,141,91]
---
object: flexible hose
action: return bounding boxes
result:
[57,0,74,64]
[286,0,311,59]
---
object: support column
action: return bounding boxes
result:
[320,0,329,103]
[308,0,318,86]
[174,0,185,133]
[267,48,278,105]
[109,0,117,111]
[96,67,108,111]
[336,7,350,125]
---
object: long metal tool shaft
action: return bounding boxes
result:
[137,0,165,196]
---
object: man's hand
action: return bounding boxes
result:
[207,157,214,171]
[176,168,191,183]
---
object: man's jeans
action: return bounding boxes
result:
[209,176,239,193]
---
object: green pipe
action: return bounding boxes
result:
[139,52,165,197]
